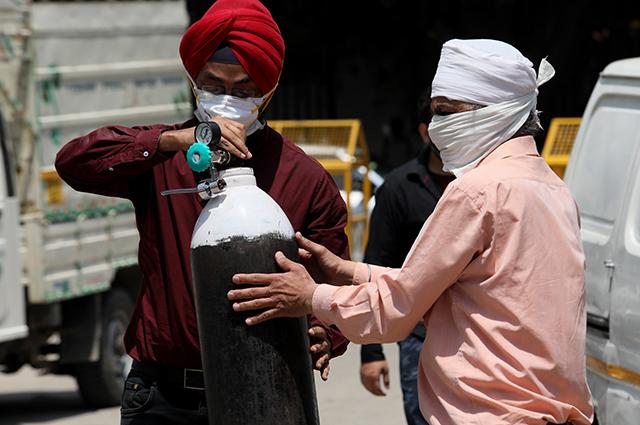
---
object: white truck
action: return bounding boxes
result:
[0,0,191,406]
[563,56,640,424]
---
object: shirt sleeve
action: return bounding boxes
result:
[359,186,412,363]
[311,185,489,344]
[303,168,351,357]
[55,123,180,199]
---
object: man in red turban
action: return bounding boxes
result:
[180,0,284,96]
[55,1,350,423]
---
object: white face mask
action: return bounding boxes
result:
[428,94,536,177]
[193,87,274,136]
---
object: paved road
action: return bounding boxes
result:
[0,343,407,425]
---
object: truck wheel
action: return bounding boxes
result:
[76,288,134,407]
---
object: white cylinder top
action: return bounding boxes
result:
[191,167,295,248]
[216,167,257,186]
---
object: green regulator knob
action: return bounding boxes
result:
[187,142,213,172]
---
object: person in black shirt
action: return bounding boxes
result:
[359,89,454,425]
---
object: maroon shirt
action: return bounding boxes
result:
[55,120,350,368]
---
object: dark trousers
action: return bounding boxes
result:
[120,365,208,425]
[399,333,429,425]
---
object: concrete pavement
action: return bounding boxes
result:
[0,343,408,425]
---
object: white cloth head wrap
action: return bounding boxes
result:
[428,39,555,177]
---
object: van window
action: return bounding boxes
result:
[571,98,640,226]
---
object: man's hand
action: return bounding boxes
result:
[159,117,251,159]
[228,251,317,325]
[295,232,355,286]
[308,325,331,381]
[360,360,390,396]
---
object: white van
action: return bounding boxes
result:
[563,56,640,424]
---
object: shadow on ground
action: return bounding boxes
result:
[0,390,100,424]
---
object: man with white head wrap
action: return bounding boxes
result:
[428,39,555,177]
[228,39,595,425]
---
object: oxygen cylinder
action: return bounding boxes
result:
[190,166,320,425]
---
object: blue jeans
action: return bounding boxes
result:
[399,333,429,425]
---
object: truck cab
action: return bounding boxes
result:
[0,115,25,346]
[563,56,640,424]
[0,0,190,407]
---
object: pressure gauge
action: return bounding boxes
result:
[194,121,222,146]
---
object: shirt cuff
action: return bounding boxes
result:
[311,283,340,325]
[135,128,162,155]
[104,128,165,169]
[361,343,386,363]
[352,262,371,285]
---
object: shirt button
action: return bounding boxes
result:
[108,167,114,172]
[143,151,149,157]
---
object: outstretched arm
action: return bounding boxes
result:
[229,185,489,345]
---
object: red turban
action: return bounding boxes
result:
[179,0,285,94]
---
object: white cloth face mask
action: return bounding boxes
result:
[193,88,273,136]
[428,58,555,177]
[428,93,535,177]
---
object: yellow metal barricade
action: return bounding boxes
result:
[269,119,372,259]
[541,117,582,178]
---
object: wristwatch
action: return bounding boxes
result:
[194,121,222,146]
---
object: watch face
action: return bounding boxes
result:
[195,123,213,144]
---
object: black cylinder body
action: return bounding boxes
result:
[191,234,320,425]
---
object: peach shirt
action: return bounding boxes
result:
[312,136,593,425]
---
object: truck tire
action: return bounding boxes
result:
[76,288,134,407]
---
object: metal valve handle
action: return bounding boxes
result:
[161,178,227,199]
